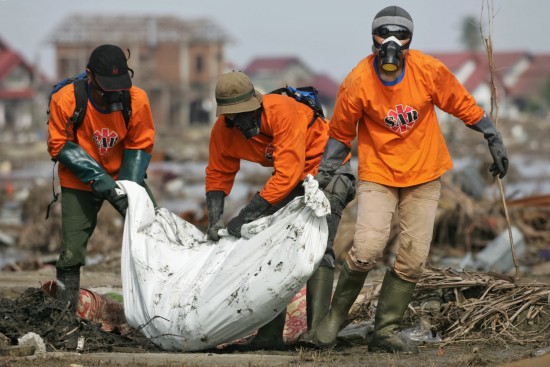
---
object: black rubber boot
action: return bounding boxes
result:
[301,262,368,347]
[306,266,334,330]
[56,266,81,314]
[369,269,418,353]
[247,308,287,350]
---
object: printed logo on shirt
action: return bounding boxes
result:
[93,128,119,155]
[265,143,275,162]
[384,104,419,134]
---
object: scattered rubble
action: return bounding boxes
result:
[347,267,550,346]
[0,287,161,354]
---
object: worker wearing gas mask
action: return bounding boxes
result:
[48,44,156,314]
[205,70,355,350]
[301,6,508,353]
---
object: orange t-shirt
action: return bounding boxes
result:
[47,82,155,191]
[329,50,485,187]
[205,94,329,205]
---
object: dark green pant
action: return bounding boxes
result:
[56,181,156,270]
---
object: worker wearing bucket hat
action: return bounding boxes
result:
[205,70,356,350]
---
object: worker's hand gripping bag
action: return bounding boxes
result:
[118,175,329,351]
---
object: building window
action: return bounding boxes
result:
[189,98,211,125]
[59,58,81,79]
[195,55,204,74]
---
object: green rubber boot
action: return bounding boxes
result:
[369,269,418,353]
[302,262,368,347]
[306,266,334,330]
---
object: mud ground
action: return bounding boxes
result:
[2,267,550,367]
[2,134,550,366]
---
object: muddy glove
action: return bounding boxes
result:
[206,190,225,241]
[467,115,509,178]
[227,193,271,237]
[91,176,128,216]
[56,141,127,215]
[315,137,351,189]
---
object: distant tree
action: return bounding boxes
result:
[541,76,550,110]
[460,15,483,51]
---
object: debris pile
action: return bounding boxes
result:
[0,288,161,353]
[349,267,550,345]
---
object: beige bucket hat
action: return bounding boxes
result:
[215,71,263,116]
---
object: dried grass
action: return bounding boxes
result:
[350,266,550,347]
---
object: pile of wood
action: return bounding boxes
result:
[349,266,550,345]
[417,267,550,344]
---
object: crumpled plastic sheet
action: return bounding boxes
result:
[118,175,329,351]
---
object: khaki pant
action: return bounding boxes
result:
[347,179,441,282]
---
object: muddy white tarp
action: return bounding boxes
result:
[118,175,329,351]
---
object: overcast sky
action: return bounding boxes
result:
[0,0,548,82]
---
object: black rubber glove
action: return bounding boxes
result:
[91,176,128,216]
[467,115,509,178]
[207,219,225,241]
[227,193,272,237]
[206,190,225,241]
[315,138,350,189]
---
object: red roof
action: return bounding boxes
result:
[429,52,474,71]
[0,50,25,80]
[244,57,304,74]
[492,51,526,77]
[0,37,37,100]
[311,74,339,98]
[0,88,35,99]
[428,51,529,95]
[245,52,550,105]
[508,53,550,98]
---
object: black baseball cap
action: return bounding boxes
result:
[87,44,132,91]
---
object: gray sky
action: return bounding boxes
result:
[0,0,547,81]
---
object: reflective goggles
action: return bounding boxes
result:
[373,25,412,40]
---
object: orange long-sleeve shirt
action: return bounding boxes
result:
[205,94,329,205]
[47,82,155,191]
[329,50,485,187]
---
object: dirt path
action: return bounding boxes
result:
[2,340,550,367]
[0,267,122,299]
[1,269,549,367]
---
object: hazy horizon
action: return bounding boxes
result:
[1,0,548,82]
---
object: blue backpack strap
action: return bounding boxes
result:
[269,85,325,127]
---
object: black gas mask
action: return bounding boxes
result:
[100,91,125,112]
[232,110,260,139]
[372,25,412,72]
[92,77,126,113]
[378,36,403,72]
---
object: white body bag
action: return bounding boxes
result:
[118,175,329,351]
